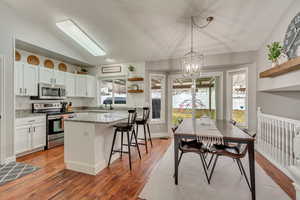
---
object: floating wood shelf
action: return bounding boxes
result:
[128,77,144,81]
[128,89,144,93]
[260,56,300,78]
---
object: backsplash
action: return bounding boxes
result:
[15,96,95,110]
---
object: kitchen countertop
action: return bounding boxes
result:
[16,110,46,119]
[64,112,128,124]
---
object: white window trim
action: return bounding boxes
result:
[226,67,248,127]
[0,54,5,164]
[98,76,128,106]
[149,73,166,124]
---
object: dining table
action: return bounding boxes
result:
[174,118,256,200]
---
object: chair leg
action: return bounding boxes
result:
[237,159,251,191]
[143,124,148,153]
[208,155,219,183]
[120,131,123,158]
[178,151,184,166]
[199,153,210,184]
[147,123,153,147]
[207,154,215,169]
[126,131,132,170]
[235,159,243,175]
[133,129,142,159]
[108,129,117,167]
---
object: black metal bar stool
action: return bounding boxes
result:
[108,109,141,170]
[134,107,152,153]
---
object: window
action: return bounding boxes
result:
[150,74,166,123]
[227,69,248,126]
[100,78,127,105]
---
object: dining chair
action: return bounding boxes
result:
[172,126,210,184]
[207,130,256,190]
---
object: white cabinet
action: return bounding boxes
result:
[15,62,38,96]
[39,67,54,84]
[15,62,23,95]
[23,64,38,96]
[75,74,96,97]
[54,70,65,85]
[39,67,65,85]
[86,75,96,97]
[15,125,31,154]
[75,74,87,97]
[31,124,46,149]
[65,73,76,97]
[15,116,46,155]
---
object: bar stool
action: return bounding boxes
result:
[108,109,141,170]
[135,107,152,153]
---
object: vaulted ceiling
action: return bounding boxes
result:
[3,0,295,64]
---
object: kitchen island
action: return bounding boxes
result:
[64,112,127,175]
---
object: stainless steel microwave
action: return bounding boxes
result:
[38,83,66,100]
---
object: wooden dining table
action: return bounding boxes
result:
[174,118,256,200]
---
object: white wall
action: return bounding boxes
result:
[0,2,88,162]
[256,0,300,120]
[97,62,146,108]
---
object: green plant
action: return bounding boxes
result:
[267,42,283,63]
[128,65,135,72]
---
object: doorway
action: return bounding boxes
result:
[171,77,216,126]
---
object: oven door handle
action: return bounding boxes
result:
[48,116,63,120]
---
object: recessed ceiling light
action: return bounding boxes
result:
[56,19,106,56]
[105,58,116,63]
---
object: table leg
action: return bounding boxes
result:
[248,141,256,200]
[174,135,179,185]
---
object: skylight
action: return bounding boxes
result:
[56,19,106,56]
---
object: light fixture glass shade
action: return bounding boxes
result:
[181,51,204,79]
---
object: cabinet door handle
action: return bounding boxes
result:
[19,88,22,94]
[29,127,31,133]
[33,127,36,132]
[24,88,27,95]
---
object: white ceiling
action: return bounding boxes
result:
[3,0,295,65]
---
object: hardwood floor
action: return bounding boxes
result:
[0,138,171,200]
[0,139,294,200]
[256,151,295,200]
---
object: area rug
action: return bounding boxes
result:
[0,162,39,186]
[139,143,290,200]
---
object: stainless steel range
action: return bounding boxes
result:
[32,102,75,149]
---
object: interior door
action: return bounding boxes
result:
[23,64,38,96]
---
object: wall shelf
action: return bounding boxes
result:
[128,77,144,81]
[260,56,300,78]
[128,89,144,93]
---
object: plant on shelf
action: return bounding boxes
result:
[267,42,283,66]
[128,65,135,72]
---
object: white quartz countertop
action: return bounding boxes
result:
[65,112,127,124]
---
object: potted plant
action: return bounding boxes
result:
[128,65,135,72]
[267,42,283,67]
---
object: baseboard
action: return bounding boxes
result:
[151,132,170,139]
[3,156,16,164]
[65,153,119,175]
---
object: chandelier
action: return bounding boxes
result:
[182,16,214,78]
